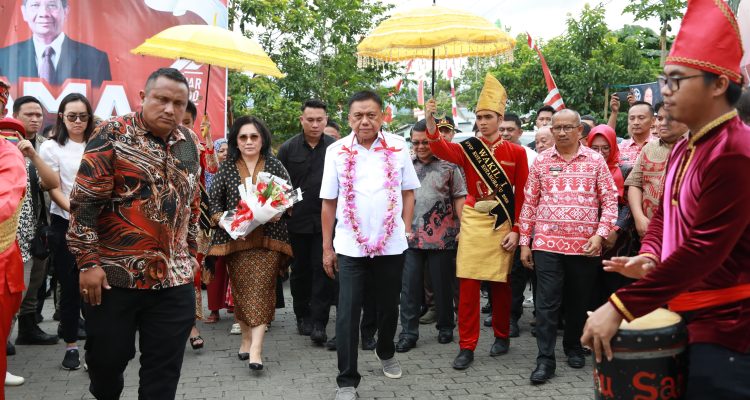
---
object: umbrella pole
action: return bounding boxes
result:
[431,49,435,97]
[203,65,212,115]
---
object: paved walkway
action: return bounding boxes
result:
[7,284,594,399]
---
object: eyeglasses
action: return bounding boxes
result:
[63,113,90,122]
[658,74,702,92]
[412,140,430,146]
[590,145,610,153]
[550,124,580,133]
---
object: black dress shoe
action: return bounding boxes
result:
[509,319,519,338]
[437,330,453,344]
[297,318,313,336]
[530,363,555,384]
[361,336,377,351]
[238,352,249,360]
[483,315,492,327]
[310,327,327,345]
[451,349,474,370]
[489,337,509,356]
[395,337,416,353]
[567,350,585,369]
[325,336,337,351]
[481,302,492,314]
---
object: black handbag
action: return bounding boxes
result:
[29,165,52,259]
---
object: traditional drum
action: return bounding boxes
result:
[593,308,688,400]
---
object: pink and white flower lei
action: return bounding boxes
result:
[340,133,400,257]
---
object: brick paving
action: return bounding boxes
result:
[7,285,595,399]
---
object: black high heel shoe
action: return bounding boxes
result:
[238,352,249,360]
[249,362,263,371]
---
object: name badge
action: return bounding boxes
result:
[549,166,563,176]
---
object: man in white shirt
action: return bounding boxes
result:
[321,90,419,400]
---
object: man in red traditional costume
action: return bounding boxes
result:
[582,0,750,398]
[425,73,528,370]
[0,84,29,398]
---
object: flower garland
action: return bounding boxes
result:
[340,133,400,257]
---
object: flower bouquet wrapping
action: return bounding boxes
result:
[219,172,303,240]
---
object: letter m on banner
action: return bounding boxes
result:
[527,33,565,111]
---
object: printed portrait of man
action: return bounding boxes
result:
[0,0,112,87]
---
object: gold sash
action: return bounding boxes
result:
[456,202,513,282]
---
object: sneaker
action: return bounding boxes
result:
[5,372,25,386]
[61,348,81,370]
[418,308,436,324]
[230,323,241,335]
[335,386,357,400]
[375,351,402,379]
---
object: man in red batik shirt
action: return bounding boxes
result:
[425,73,528,371]
[583,0,750,398]
[519,109,618,384]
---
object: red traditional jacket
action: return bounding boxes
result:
[0,137,27,295]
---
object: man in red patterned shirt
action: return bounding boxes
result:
[519,109,618,384]
[426,73,528,371]
[618,101,655,168]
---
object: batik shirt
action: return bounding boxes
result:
[624,139,675,220]
[519,145,618,255]
[67,112,201,290]
[409,156,467,250]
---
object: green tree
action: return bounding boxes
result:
[227,0,403,143]
[623,0,687,66]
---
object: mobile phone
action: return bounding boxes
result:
[615,91,629,103]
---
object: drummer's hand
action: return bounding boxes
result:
[501,231,518,252]
[520,245,534,269]
[583,235,603,256]
[603,256,655,279]
[581,302,623,363]
[425,99,437,133]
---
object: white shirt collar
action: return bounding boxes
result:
[33,33,66,69]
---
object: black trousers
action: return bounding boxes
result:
[686,343,750,399]
[51,215,81,344]
[399,248,456,340]
[84,284,195,400]
[336,253,403,388]
[533,251,600,365]
[510,248,536,322]
[289,232,336,327]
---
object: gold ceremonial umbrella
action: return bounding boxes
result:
[357,4,515,95]
[132,24,284,113]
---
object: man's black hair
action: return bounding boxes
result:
[581,114,596,124]
[347,90,382,110]
[185,100,198,122]
[703,72,743,106]
[536,105,555,116]
[630,101,655,115]
[326,120,340,131]
[503,113,522,129]
[301,99,327,112]
[654,102,665,114]
[12,95,42,114]
[736,90,750,124]
[144,68,190,94]
[412,119,428,133]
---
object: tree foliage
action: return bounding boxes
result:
[228,0,403,143]
[456,4,663,133]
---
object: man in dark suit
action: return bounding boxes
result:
[0,0,111,87]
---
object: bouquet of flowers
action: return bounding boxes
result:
[219,172,303,240]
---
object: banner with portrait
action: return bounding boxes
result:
[627,82,662,106]
[0,0,228,139]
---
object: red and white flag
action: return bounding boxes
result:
[448,68,458,118]
[527,33,565,111]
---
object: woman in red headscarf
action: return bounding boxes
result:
[587,125,638,302]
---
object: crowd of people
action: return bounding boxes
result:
[0,0,748,399]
